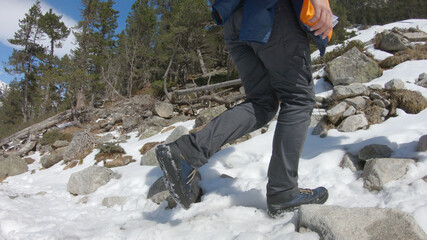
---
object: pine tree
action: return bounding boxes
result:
[72,0,119,108]
[5,1,44,123]
[116,0,157,97]
[38,9,70,113]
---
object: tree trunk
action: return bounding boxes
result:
[163,47,177,101]
[76,87,86,111]
[172,78,242,97]
[227,54,234,81]
[197,47,208,76]
[22,73,29,123]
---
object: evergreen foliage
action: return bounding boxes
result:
[1,0,426,139]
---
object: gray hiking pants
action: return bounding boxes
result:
[175,0,315,203]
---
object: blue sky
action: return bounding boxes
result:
[0,0,134,84]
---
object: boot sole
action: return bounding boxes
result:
[156,144,192,209]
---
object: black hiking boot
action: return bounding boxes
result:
[155,143,201,209]
[267,187,328,218]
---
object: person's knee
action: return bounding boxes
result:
[254,100,279,128]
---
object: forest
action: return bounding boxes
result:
[0,0,426,138]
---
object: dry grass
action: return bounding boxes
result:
[161,126,176,134]
[379,89,427,114]
[139,142,161,155]
[380,43,427,69]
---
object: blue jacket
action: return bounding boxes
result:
[212,0,330,56]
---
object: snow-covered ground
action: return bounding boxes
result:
[311,19,427,59]
[1,20,427,240]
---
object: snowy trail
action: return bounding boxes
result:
[1,20,427,240]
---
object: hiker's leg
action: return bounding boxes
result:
[253,0,316,202]
[176,6,279,168]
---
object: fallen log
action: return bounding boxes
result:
[0,110,72,148]
[173,93,246,105]
[172,79,242,97]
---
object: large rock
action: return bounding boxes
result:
[195,105,227,127]
[362,158,415,191]
[358,144,393,161]
[147,177,177,208]
[326,102,348,124]
[337,114,369,132]
[402,31,427,41]
[378,31,408,52]
[331,83,369,101]
[67,166,116,195]
[41,153,63,169]
[312,117,328,137]
[326,47,382,86]
[164,125,189,144]
[340,153,363,172]
[122,116,140,131]
[417,73,427,88]
[298,205,427,240]
[154,102,174,119]
[344,96,367,110]
[385,79,405,90]
[63,132,97,163]
[52,140,70,149]
[0,155,28,178]
[417,135,427,152]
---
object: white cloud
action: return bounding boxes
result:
[0,0,78,57]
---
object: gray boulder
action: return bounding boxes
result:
[147,177,177,208]
[326,47,382,86]
[402,31,427,41]
[362,158,415,191]
[0,155,28,178]
[122,116,140,131]
[154,102,174,119]
[417,73,427,88]
[298,205,427,240]
[417,135,427,152]
[337,114,369,132]
[140,147,158,166]
[98,134,115,143]
[385,79,405,90]
[39,145,54,155]
[195,105,227,127]
[340,153,363,172]
[67,166,116,195]
[342,105,357,118]
[165,125,189,144]
[102,196,127,208]
[41,153,63,169]
[368,84,383,90]
[138,124,162,140]
[358,144,393,161]
[52,140,70,149]
[326,102,348,124]
[312,117,328,137]
[378,31,408,52]
[64,132,97,163]
[344,96,367,110]
[331,83,369,101]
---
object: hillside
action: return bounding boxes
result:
[0,20,426,239]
